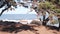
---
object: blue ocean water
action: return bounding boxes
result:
[0,14,37,20]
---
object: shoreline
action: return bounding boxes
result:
[0,19,40,24]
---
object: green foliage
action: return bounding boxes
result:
[38,1,60,13]
[54,9,60,13]
[58,0,60,5]
[39,1,56,9]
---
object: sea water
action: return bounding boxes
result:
[0,14,37,20]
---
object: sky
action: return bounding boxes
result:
[0,5,37,14]
[0,0,37,14]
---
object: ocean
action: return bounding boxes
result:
[0,14,37,20]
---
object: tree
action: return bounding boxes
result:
[46,0,60,5]
[38,1,60,13]
[0,0,17,16]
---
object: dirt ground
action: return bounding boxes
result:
[0,26,60,34]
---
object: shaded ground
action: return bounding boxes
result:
[0,26,60,34]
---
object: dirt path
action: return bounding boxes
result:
[0,26,60,34]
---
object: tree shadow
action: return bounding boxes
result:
[46,25,59,31]
[1,24,39,34]
[0,20,39,34]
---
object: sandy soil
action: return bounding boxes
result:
[0,26,60,34]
